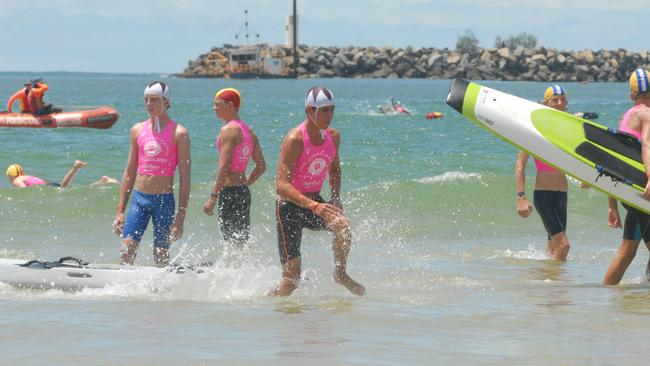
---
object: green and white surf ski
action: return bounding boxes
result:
[446,78,650,214]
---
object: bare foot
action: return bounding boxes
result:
[73,160,87,169]
[268,278,299,297]
[334,271,366,296]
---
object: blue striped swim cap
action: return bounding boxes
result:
[544,85,565,100]
[630,68,650,95]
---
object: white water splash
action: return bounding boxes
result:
[415,171,482,184]
[489,244,549,260]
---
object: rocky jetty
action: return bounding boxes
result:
[180,44,650,82]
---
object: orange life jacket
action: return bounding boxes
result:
[29,83,49,110]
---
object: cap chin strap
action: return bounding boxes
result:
[307,109,325,139]
[148,96,165,133]
[154,116,161,133]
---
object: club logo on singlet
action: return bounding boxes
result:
[143,140,162,157]
[308,158,327,176]
[242,145,252,157]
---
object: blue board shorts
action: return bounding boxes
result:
[121,190,175,249]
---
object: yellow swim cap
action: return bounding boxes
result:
[630,68,650,95]
[6,164,24,177]
[543,85,566,101]
[215,88,242,109]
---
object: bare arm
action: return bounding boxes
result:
[113,124,140,234]
[328,129,342,207]
[608,196,621,228]
[514,150,529,194]
[211,126,237,196]
[175,125,192,220]
[247,131,266,185]
[514,150,533,218]
[118,126,140,209]
[59,160,86,188]
[12,178,27,188]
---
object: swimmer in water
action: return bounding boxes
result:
[6,160,118,188]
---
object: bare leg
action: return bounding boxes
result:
[645,242,650,281]
[59,160,86,188]
[546,239,553,257]
[549,232,570,261]
[120,238,139,265]
[89,176,119,187]
[153,247,169,267]
[328,217,366,296]
[603,239,640,285]
[269,257,301,296]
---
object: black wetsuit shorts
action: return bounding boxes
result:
[622,203,650,242]
[218,185,251,246]
[533,190,568,239]
[276,196,327,264]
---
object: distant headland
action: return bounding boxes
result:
[179,43,650,82]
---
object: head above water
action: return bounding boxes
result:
[215,88,242,110]
[144,81,170,99]
[305,86,335,110]
[144,81,170,112]
[543,85,566,101]
[6,164,24,177]
[630,68,650,98]
[543,85,568,111]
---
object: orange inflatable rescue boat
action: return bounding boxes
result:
[0,107,119,129]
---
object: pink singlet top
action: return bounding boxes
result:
[291,122,336,193]
[618,104,644,140]
[23,175,46,187]
[137,119,178,176]
[534,158,558,173]
[217,119,253,173]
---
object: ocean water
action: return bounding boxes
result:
[0,73,648,365]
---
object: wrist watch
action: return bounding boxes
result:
[516,191,526,198]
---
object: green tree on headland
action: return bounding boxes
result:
[494,32,538,50]
[456,29,479,54]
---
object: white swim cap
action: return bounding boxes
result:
[305,86,334,109]
[144,81,170,99]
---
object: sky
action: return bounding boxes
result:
[0,0,647,73]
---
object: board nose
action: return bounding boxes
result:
[446,78,470,114]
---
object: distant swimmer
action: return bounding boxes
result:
[269,86,366,296]
[379,96,410,115]
[394,101,410,115]
[6,160,118,188]
[113,82,191,267]
[514,85,585,261]
[203,88,266,248]
[603,69,650,285]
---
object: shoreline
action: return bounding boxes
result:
[179,43,650,82]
